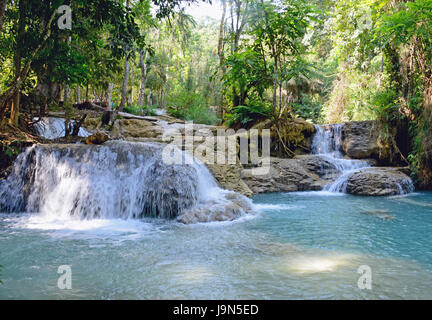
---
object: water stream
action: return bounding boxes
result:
[33,117,91,140]
[312,124,372,192]
[0,141,251,221]
[0,122,430,299]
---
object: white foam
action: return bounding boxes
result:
[290,191,346,197]
[8,213,159,239]
[254,203,301,211]
[33,117,91,139]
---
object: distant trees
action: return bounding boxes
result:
[219,0,315,126]
[0,0,206,125]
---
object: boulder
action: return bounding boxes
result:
[83,117,101,130]
[342,121,380,159]
[85,132,109,145]
[345,167,414,196]
[112,119,162,139]
[177,191,253,224]
[241,155,341,194]
[207,162,253,197]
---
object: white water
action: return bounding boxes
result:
[0,141,252,223]
[311,124,371,192]
[33,117,91,139]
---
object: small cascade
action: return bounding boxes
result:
[0,141,252,222]
[34,117,91,140]
[312,124,371,192]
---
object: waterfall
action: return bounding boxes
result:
[311,124,371,192]
[0,141,252,222]
[34,117,91,140]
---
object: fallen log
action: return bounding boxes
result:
[117,112,158,122]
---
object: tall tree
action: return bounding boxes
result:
[0,0,7,34]
[218,0,227,117]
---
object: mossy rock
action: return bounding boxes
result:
[251,118,315,158]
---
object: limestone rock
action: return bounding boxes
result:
[345,167,414,196]
[342,121,380,159]
[85,132,109,145]
[251,118,316,157]
[112,119,162,139]
[241,155,340,194]
[206,162,253,197]
[83,117,101,130]
[177,191,253,224]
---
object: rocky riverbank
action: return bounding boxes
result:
[1,112,416,198]
[82,115,415,197]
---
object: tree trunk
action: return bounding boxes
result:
[119,53,129,111]
[272,51,278,118]
[64,85,70,104]
[230,0,249,107]
[9,0,25,126]
[147,89,152,106]
[218,0,227,119]
[106,83,114,110]
[138,49,147,106]
[77,86,81,103]
[119,0,131,111]
[85,82,89,101]
[0,0,7,34]
[0,9,56,119]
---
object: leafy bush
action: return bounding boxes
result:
[123,104,157,116]
[225,100,272,128]
[292,93,323,123]
[167,90,219,125]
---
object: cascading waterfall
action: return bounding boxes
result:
[311,124,371,192]
[0,141,252,222]
[33,117,91,139]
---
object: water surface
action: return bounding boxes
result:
[1,191,432,299]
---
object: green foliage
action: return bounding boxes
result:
[4,145,19,158]
[225,100,272,128]
[167,90,219,125]
[292,93,323,123]
[379,0,432,48]
[370,87,399,122]
[222,48,270,106]
[123,104,157,116]
[219,0,316,125]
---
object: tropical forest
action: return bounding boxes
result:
[1,0,432,300]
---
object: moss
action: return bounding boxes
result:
[252,118,315,158]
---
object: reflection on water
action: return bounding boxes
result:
[1,192,432,299]
[282,253,359,274]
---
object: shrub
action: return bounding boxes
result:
[292,93,323,123]
[167,90,219,125]
[225,100,272,128]
[123,104,157,116]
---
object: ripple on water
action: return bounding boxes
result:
[1,192,432,299]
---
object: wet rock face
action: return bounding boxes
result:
[345,167,414,196]
[342,121,380,159]
[241,155,341,194]
[206,163,253,197]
